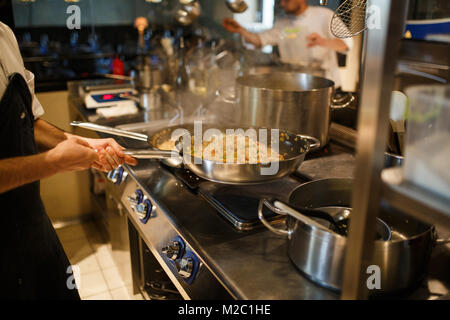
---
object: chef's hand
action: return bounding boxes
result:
[47,137,99,172]
[222,18,243,33]
[81,137,138,172]
[307,33,327,48]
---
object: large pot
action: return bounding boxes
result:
[258,178,449,295]
[236,72,354,148]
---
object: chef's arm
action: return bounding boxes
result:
[34,119,137,171]
[320,38,349,53]
[222,18,263,48]
[0,138,99,194]
[239,29,263,48]
[307,33,349,53]
[34,119,67,151]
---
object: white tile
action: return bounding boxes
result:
[110,286,131,300]
[71,254,101,276]
[84,290,113,300]
[116,263,133,286]
[77,271,109,299]
[102,267,126,290]
[94,244,116,269]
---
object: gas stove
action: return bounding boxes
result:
[106,139,359,300]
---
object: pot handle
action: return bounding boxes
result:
[297,135,321,152]
[331,92,355,109]
[258,199,291,237]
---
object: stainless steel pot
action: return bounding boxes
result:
[236,72,354,148]
[258,178,449,294]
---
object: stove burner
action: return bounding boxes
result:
[198,177,303,231]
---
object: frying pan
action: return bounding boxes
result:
[70,121,320,185]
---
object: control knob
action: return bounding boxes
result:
[135,197,152,220]
[161,241,182,261]
[176,257,194,279]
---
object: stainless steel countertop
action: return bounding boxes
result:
[67,80,449,300]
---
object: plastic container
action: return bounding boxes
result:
[403,85,450,200]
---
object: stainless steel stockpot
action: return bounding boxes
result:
[236,73,354,148]
[258,178,449,294]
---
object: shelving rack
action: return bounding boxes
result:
[340,0,449,299]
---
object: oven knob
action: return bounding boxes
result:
[107,169,119,184]
[161,241,182,261]
[176,257,194,279]
[135,197,153,221]
[128,189,143,206]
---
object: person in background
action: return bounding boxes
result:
[222,0,352,88]
[0,21,137,299]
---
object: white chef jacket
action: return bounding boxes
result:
[0,22,44,119]
[258,6,353,88]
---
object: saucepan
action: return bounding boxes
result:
[258,178,450,294]
[70,122,320,185]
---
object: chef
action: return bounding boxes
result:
[0,21,137,299]
[223,0,352,88]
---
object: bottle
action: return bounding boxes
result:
[174,36,189,91]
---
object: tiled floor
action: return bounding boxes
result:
[55,221,143,300]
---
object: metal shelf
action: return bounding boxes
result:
[381,167,450,230]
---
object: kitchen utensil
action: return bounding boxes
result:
[258,178,449,294]
[175,1,201,26]
[236,72,354,148]
[330,0,368,39]
[70,121,320,185]
[225,0,248,13]
[390,91,407,155]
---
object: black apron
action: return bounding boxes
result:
[0,72,80,300]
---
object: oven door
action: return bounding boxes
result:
[106,182,135,296]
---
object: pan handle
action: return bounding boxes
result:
[70,121,149,142]
[123,149,182,160]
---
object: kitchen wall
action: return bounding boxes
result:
[13,0,232,37]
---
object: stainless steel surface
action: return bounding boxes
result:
[105,174,134,297]
[261,178,439,294]
[236,72,351,147]
[225,0,248,13]
[331,0,368,39]
[382,167,450,230]
[119,161,341,299]
[342,0,409,299]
